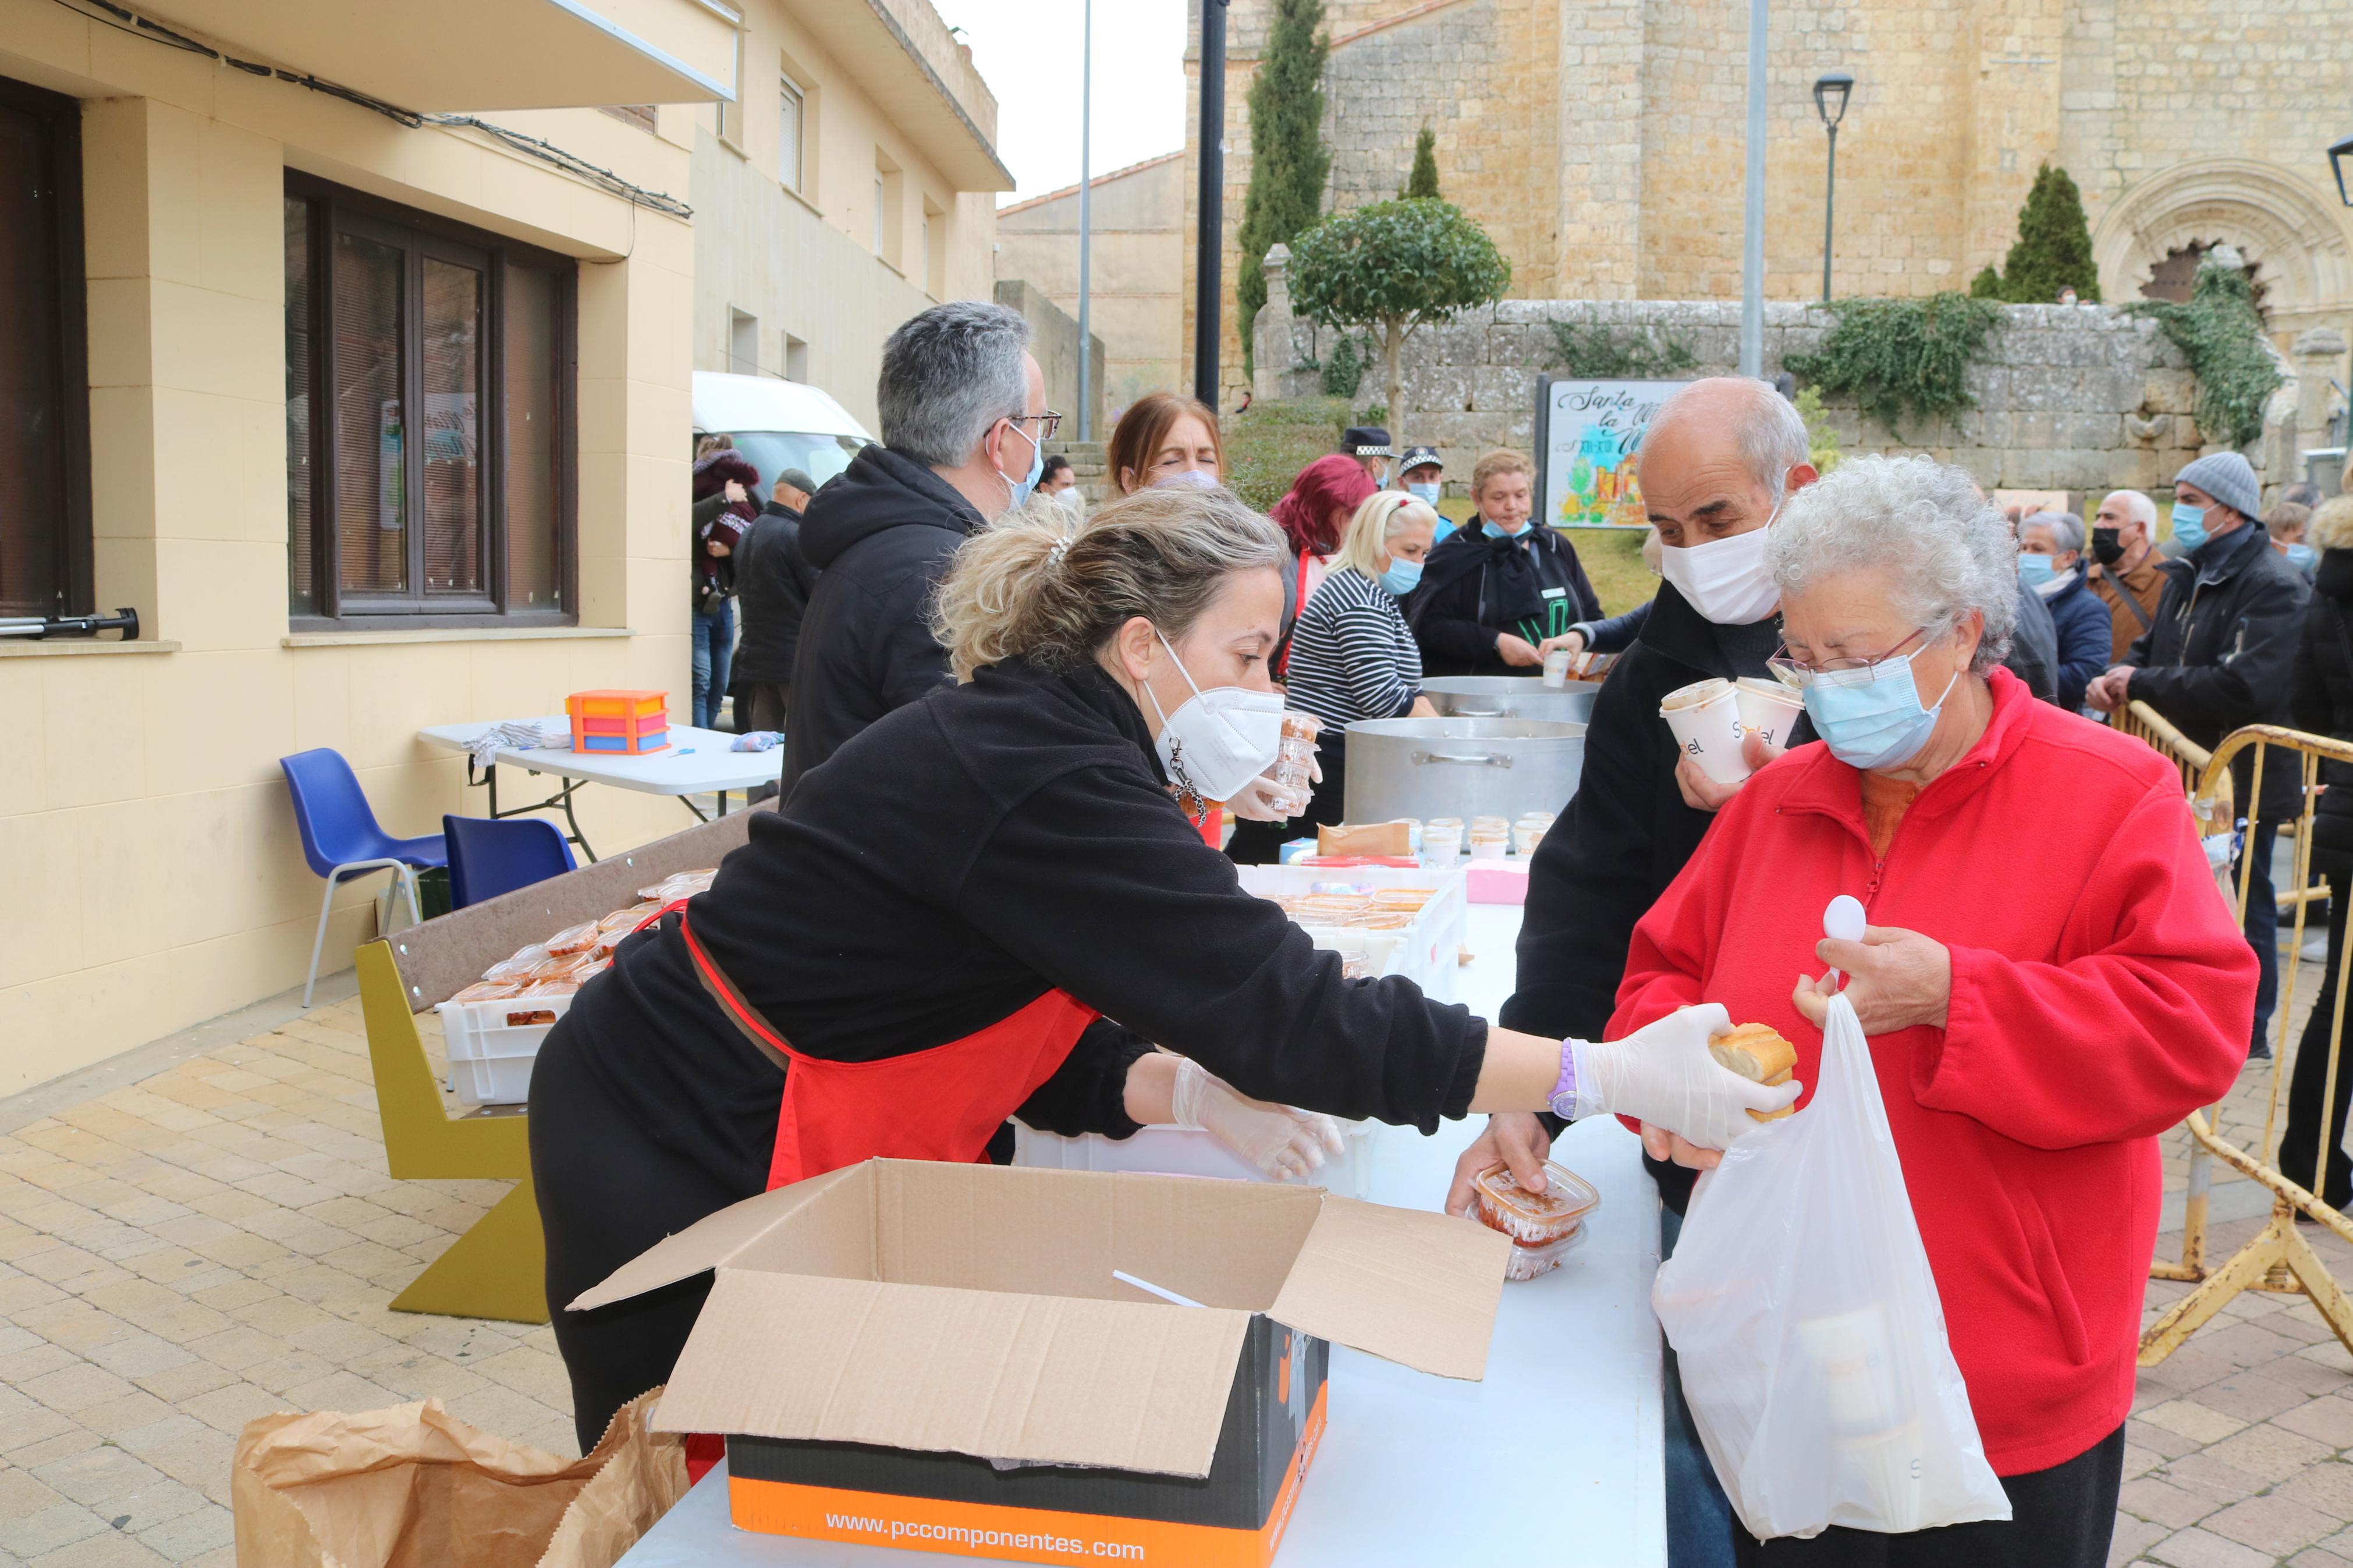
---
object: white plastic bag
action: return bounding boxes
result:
[1651,993,2009,1540]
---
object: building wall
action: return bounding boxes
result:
[1186,0,2353,406]
[693,0,1002,429]
[991,280,1105,440]
[995,153,1186,419]
[0,2,698,1091]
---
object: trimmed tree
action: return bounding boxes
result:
[1976,163,2102,303]
[1404,126,1440,200]
[1287,198,1512,431]
[1236,0,1330,376]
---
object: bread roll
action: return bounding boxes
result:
[1710,1022,1799,1122]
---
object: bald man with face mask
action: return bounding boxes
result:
[2086,489,2169,666]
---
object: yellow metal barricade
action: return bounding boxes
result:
[2124,709,2353,1366]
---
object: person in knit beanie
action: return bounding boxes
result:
[2086,446,2309,1060]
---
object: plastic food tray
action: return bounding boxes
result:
[1012,1118,1379,1200]
[432,990,573,1107]
[1232,863,1468,1004]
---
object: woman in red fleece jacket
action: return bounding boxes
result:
[1592,457,2246,1565]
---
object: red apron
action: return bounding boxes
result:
[675,909,1100,1191]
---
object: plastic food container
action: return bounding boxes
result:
[1471,1160,1601,1281]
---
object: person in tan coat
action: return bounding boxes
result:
[2086,489,2170,664]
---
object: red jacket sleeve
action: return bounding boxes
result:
[1914,780,2253,1148]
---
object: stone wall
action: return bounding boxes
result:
[993,280,1108,443]
[1252,247,2336,503]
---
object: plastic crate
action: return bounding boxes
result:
[432,991,572,1107]
[1233,863,1468,1004]
[1012,1118,1380,1199]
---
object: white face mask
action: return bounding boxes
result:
[1137,630,1283,803]
[1659,510,1780,625]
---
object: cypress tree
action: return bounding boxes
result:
[1992,163,2101,303]
[1236,0,1330,376]
[1968,264,2003,300]
[1404,126,1440,200]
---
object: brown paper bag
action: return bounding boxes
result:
[233,1387,687,1568]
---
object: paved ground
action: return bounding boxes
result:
[0,943,2348,1565]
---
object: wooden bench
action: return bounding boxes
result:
[357,804,774,1321]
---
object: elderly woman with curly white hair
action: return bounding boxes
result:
[1602,456,2251,1565]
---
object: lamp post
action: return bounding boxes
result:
[1195,0,1229,406]
[2331,133,2353,208]
[1076,0,1092,442]
[1813,72,1853,303]
[1738,0,1768,376]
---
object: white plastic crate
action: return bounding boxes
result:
[432,991,572,1107]
[1012,1118,1380,1200]
[1233,862,1468,1004]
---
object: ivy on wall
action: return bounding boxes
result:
[1547,320,1697,379]
[2128,260,2280,451]
[1785,294,2003,440]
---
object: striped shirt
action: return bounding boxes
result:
[1284,566,1424,733]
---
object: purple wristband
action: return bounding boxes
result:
[1547,1039,1579,1121]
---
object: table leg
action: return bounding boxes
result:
[556,779,597,863]
[681,794,711,823]
[717,790,730,816]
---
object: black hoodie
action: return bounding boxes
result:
[782,444,988,792]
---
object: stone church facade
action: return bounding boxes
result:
[1181,0,2353,408]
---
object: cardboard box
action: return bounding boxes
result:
[573,1159,1509,1566]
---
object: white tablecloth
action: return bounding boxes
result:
[617,901,1666,1565]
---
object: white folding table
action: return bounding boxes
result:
[616,902,1668,1566]
[417,716,783,861]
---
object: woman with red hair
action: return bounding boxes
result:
[1270,453,1379,655]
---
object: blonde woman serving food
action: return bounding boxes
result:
[527,486,1795,1455]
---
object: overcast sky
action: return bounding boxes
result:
[929,0,1190,205]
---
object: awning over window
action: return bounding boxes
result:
[137,0,740,111]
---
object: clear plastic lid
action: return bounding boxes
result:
[544,921,601,956]
[1471,1160,1602,1245]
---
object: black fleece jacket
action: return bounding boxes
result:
[1406,525,1603,677]
[733,499,817,687]
[550,657,1489,1190]
[782,444,986,793]
[1502,581,1812,1211]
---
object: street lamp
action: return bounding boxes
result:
[1813,71,1854,303]
[2331,133,2353,207]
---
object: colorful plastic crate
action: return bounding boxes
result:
[566,689,670,755]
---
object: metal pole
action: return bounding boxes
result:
[1820,121,1837,303]
[1739,0,1768,377]
[1076,0,1093,442]
[1195,0,1227,406]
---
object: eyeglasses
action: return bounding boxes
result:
[1768,627,1929,689]
[1006,410,1065,442]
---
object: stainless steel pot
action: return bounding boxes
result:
[1421,676,1598,726]
[1343,717,1588,824]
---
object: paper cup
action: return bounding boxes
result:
[1733,676,1807,751]
[1542,648,1571,688]
[1660,678,1747,784]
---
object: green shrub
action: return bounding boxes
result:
[1236,0,1329,378]
[2130,260,2281,450]
[1319,333,1368,398]
[1404,126,1440,200]
[1793,385,1842,474]
[1785,293,2003,440]
[1221,396,1354,512]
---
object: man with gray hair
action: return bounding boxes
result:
[2086,489,2166,665]
[1482,375,1818,1568]
[782,301,1050,792]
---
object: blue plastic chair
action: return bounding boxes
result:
[443,814,578,910]
[281,749,448,1007]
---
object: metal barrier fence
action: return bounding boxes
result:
[2123,706,2353,1365]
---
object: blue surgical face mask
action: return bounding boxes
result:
[1482,518,1526,540]
[2288,543,2317,573]
[1379,554,1424,596]
[2016,553,2056,588]
[2170,502,2208,553]
[1431,517,1458,546]
[999,422,1045,513]
[1407,482,1442,508]
[1800,648,1962,772]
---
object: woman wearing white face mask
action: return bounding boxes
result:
[1226,492,1443,863]
[528,485,1795,1455]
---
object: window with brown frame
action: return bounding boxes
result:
[0,74,91,621]
[285,174,576,626]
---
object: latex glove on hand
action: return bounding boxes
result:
[1170,1058,1347,1179]
[1571,1003,1801,1155]
[1224,773,1304,822]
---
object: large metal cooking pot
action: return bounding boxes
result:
[1343,717,1587,824]
[1421,675,1598,726]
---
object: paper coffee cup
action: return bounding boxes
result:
[1542,648,1571,688]
[1733,676,1807,751]
[1660,679,1747,784]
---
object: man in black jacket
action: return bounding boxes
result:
[2088,450,2308,1059]
[1467,377,1818,1568]
[736,468,819,784]
[781,301,1050,793]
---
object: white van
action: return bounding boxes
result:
[691,371,872,492]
